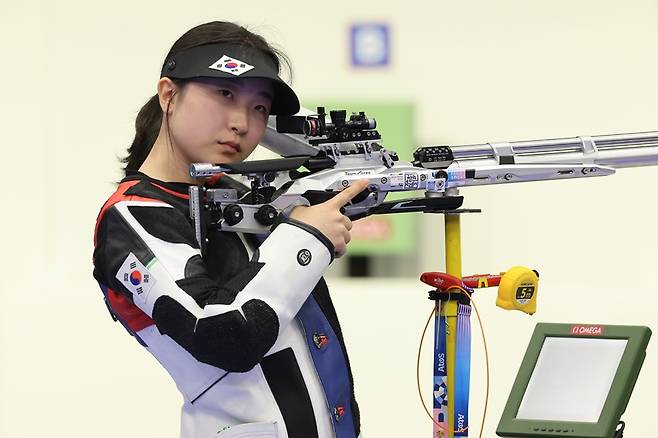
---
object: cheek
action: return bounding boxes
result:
[241,118,268,156]
[171,99,225,145]
[179,101,221,132]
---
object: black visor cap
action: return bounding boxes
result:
[161,43,300,116]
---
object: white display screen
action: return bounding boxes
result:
[516,337,627,422]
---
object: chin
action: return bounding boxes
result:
[216,153,242,164]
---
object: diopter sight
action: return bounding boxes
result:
[276,107,380,145]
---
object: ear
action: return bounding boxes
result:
[157,77,179,114]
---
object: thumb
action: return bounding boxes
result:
[331,179,370,207]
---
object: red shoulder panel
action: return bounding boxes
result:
[106,287,155,333]
[150,182,190,200]
[93,180,163,246]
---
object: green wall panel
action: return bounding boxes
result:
[304,100,417,255]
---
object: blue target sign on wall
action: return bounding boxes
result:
[350,23,390,67]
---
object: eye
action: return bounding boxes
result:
[255,104,270,115]
[217,89,233,98]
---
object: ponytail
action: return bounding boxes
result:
[121,94,162,175]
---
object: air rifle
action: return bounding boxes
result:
[187,106,658,254]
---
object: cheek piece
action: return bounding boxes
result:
[161,43,300,116]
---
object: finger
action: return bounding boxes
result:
[344,229,351,245]
[343,215,352,231]
[334,243,347,259]
[330,179,370,207]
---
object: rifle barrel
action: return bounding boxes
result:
[449,131,658,169]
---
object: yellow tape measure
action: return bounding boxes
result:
[496,266,539,315]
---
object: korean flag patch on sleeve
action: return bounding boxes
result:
[208,55,255,76]
[115,252,157,305]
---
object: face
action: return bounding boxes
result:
[165,77,273,165]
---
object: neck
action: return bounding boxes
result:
[138,128,199,184]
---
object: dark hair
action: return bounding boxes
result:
[121,21,292,176]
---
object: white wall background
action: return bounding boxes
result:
[1,0,657,436]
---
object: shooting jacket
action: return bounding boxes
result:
[92,170,360,438]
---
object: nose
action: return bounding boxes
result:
[228,107,249,135]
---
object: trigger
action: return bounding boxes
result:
[350,187,373,204]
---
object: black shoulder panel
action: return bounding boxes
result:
[222,261,265,295]
[203,229,250,283]
[152,295,279,372]
[175,275,238,306]
[128,205,199,248]
[93,206,156,297]
[184,254,206,277]
[124,179,190,211]
[175,259,264,307]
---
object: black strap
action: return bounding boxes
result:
[261,348,319,438]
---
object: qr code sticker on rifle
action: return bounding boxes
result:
[404,172,419,189]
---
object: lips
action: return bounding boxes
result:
[218,141,240,153]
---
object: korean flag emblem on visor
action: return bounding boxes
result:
[209,55,255,76]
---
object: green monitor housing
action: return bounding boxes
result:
[496,323,651,438]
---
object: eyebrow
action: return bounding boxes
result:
[256,90,274,101]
